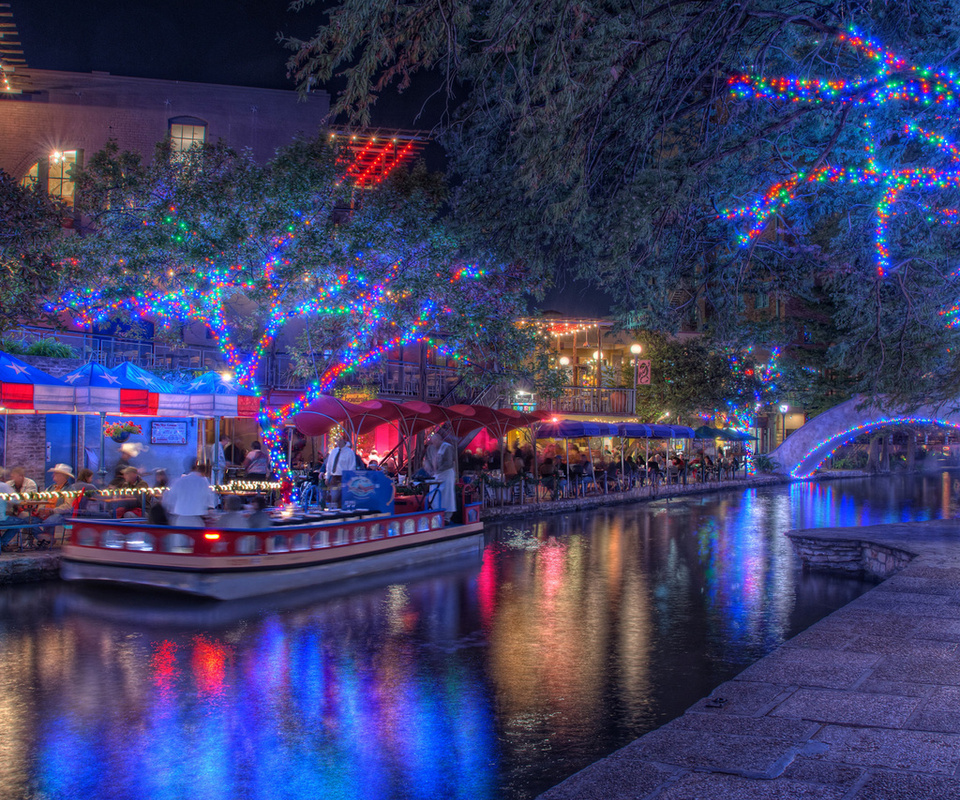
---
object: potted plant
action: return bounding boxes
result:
[104,420,143,443]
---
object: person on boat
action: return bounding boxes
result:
[324,435,356,508]
[164,461,216,527]
[217,495,247,529]
[246,495,272,528]
[427,432,457,524]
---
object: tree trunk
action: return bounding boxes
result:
[906,431,916,473]
[880,435,890,473]
[866,436,881,473]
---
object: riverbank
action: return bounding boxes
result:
[536,518,960,799]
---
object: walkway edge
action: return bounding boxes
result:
[536,518,960,799]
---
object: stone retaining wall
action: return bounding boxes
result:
[787,532,915,578]
[0,553,60,585]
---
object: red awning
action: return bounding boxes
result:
[293,395,368,437]
[294,397,547,441]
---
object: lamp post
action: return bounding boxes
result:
[630,343,642,415]
[779,403,789,446]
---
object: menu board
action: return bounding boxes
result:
[151,421,188,445]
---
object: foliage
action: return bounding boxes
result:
[24,338,77,358]
[104,420,143,437]
[52,136,536,473]
[0,171,67,337]
[0,338,27,355]
[752,454,781,473]
[285,0,960,407]
[630,333,764,424]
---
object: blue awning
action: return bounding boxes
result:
[536,420,619,439]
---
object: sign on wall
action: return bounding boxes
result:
[151,420,188,445]
[637,360,652,385]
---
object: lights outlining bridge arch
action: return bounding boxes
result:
[791,416,960,479]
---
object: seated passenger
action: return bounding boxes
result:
[247,495,272,529]
[218,495,247,529]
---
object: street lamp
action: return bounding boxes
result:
[779,403,789,445]
[630,343,642,415]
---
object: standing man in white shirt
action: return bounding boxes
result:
[163,461,216,527]
[324,434,356,508]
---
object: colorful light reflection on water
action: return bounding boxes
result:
[0,474,955,800]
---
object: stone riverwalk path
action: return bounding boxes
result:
[537,518,960,800]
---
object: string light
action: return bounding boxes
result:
[722,28,960,278]
[51,129,502,478]
[791,416,960,479]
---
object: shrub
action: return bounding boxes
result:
[25,338,77,358]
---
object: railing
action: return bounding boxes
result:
[538,387,639,416]
[9,327,495,402]
[477,463,753,510]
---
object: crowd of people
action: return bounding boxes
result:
[0,430,752,551]
[457,443,747,502]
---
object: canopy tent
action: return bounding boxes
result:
[64,361,152,414]
[0,351,75,413]
[718,428,756,441]
[536,419,620,439]
[694,425,754,441]
[179,372,260,418]
[693,425,725,439]
[618,423,695,439]
[293,395,368,438]
[109,362,190,416]
[294,398,535,441]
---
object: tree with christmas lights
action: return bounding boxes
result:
[53,136,536,474]
[286,3,960,406]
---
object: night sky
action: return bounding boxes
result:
[10,0,611,316]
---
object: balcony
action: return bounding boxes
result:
[538,387,639,417]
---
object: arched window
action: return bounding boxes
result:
[20,150,81,206]
[169,116,207,156]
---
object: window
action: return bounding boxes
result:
[755,291,770,310]
[169,117,207,155]
[20,150,80,206]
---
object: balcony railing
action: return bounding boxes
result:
[10,327,484,403]
[538,387,639,417]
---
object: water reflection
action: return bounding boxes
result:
[0,475,953,800]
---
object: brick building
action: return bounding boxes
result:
[0,67,330,202]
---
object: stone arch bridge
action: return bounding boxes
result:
[768,397,960,479]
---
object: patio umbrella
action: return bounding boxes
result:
[109,361,190,416]
[0,351,74,412]
[179,372,260,483]
[179,372,260,418]
[64,360,151,415]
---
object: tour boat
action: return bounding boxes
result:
[61,501,484,601]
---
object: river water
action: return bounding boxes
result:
[1,473,956,800]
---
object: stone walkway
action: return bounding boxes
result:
[537,519,960,800]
